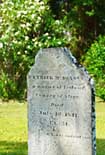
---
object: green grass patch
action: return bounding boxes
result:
[96,98,105,155]
[0,98,105,155]
[0,100,27,155]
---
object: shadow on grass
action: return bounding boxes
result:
[97,139,105,155]
[0,139,105,155]
[0,141,28,155]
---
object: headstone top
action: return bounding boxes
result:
[29,48,91,83]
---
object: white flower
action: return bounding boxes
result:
[15,31,19,36]
[31,14,35,19]
[26,23,31,27]
[17,51,21,55]
[48,36,51,39]
[38,16,41,21]
[13,40,18,44]
[21,11,27,15]
[40,6,45,10]
[55,20,60,25]
[58,41,62,45]
[40,1,44,5]
[25,50,28,54]
[44,33,49,36]
[35,0,39,2]
[0,42,3,48]
[25,36,29,41]
[21,24,26,28]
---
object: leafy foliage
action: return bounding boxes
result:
[0,0,69,99]
[49,0,105,58]
[84,36,105,100]
[0,0,105,100]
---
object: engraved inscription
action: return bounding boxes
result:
[31,75,80,81]
[30,73,91,140]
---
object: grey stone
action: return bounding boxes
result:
[27,48,96,155]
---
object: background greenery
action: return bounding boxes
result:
[0,98,105,155]
[0,0,105,100]
[83,36,105,100]
[0,2,105,154]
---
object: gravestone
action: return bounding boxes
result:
[27,48,96,155]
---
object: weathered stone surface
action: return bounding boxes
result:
[27,48,96,155]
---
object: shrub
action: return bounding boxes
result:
[0,0,70,100]
[84,36,105,100]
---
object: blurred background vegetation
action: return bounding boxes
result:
[0,0,105,100]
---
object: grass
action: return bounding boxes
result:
[0,100,27,155]
[0,98,105,155]
[96,98,105,155]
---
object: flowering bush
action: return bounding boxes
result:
[0,0,70,99]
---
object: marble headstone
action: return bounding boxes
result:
[27,48,96,155]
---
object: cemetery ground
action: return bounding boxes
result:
[0,98,104,155]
